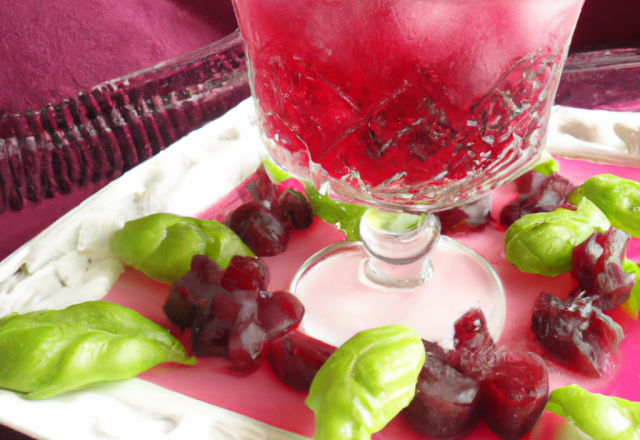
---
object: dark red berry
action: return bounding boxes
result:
[268,330,336,391]
[246,165,277,205]
[437,196,491,235]
[531,292,624,377]
[272,188,314,230]
[500,171,576,228]
[445,308,497,380]
[164,255,304,373]
[572,228,635,311]
[479,351,549,440]
[220,255,270,292]
[227,201,290,256]
[190,254,225,284]
[401,342,481,439]
[163,256,226,331]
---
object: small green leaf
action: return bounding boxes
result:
[110,213,253,284]
[568,174,640,238]
[303,183,367,241]
[306,325,425,440]
[622,259,640,319]
[363,209,424,234]
[0,301,195,400]
[504,198,610,276]
[547,385,640,439]
[533,155,560,177]
[262,158,292,184]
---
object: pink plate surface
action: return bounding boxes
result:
[103,156,640,440]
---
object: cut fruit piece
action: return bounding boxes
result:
[401,342,481,439]
[531,292,624,377]
[479,351,549,440]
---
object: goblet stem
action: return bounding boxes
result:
[360,209,440,289]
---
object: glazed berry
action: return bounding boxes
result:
[531,292,624,377]
[227,201,290,256]
[246,165,277,205]
[272,188,314,230]
[401,342,481,439]
[268,330,336,391]
[437,196,491,235]
[163,255,225,331]
[500,171,576,228]
[479,351,549,440]
[164,255,304,373]
[571,227,635,311]
[445,308,496,379]
[220,255,270,291]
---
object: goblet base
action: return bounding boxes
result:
[290,237,506,348]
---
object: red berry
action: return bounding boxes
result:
[500,171,576,228]
[437,196,491,235]
[268,331,336,391]
[531,292,624,377]
[401,342,481,439]
[479,351,549,440]
[227,201,290,256]
[246,165,277,205]
[445,308,497,380]
[163,256,226,332]
[272,188,313,230]
[221,255,270,292]
[572,228,635,310]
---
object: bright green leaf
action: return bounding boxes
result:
[306,325,424,440]
[547,385,640,440]
[0,301,195,400]
[505,198,610,276]
[110,213,253,284]
[568,174,640,238]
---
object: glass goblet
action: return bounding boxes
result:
[231,0,586,346]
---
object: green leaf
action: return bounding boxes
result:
[622,259,640,319]
[109,213,253,284]
[304,183,368,241]
[0,301,195,400]
[533,155,560,177]
[262,158,292,184]
[306,325,425,440]
[547,385,640,439]
[568,174,640,238]
[504,198,610,276]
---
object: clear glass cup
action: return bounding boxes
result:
[231,0,586,346]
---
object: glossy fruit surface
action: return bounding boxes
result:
[479,351,549,440]
[571,227,635,310]
[227,201,290,256]
[531,292,624,377]
[163,255,303,373]
[401,342,481,439]
[268,330,336,391]
[500,171,576,228]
